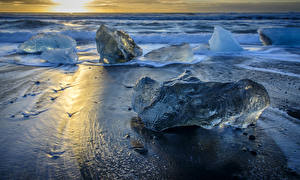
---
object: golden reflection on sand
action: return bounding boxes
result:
[51,65,106,167]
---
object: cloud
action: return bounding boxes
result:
[0,0,55,5]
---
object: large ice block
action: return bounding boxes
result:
[18,33,77,53]
[96,24,142,64]
[209,26,243,52]
[258,28,300,45]
[132,70,270,132]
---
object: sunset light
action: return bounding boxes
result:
[51,0,93,13]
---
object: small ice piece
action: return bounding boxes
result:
[132,70,269,132]
[41,48,78,64]
[96,24,142,64]
[18,33,77,53]
[258,28,300,45]
[193,43,210,53]
[209,26,243,52]
[144,43,194,62]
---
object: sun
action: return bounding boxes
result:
[51,0,93,13]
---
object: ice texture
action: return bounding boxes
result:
[18,33,77,53]
[209,26,243,52]
[41,48,78,64]
[258,28,300,45]
[144,43,194,62]
[96,24,142,64]
[132,70,270,132]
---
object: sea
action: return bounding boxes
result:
[0,13,300,179]
[0,13,300,66]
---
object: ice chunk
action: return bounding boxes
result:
[144,43,194,62]
[132,70,269,132]
[41,48,78,64]
[209,26,243,52]
[18,33,77,53]
[258,28,300,45]
[96,24,142,64]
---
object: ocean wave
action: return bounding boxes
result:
[0,31,261,45]
[0,20,58,29]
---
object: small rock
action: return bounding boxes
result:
[249,135,256,140]
[249,123,256,127]
[128,107,132,111]
[250,150,257,156]
[134,147,148,155]
[131,140,147,155]
[35,81,40,85]
[242,147,247,152]
[124,134,130,139]
[10,115,15,118]
[243,132,248,136]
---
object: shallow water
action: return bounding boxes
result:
[0,13,300,179]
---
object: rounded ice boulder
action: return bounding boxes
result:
[132,70,270,132]
[209,26,243,52]
[18,33,77,54]
[96,24,143,64]
[18,33,78,65]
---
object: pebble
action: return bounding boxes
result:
[124,134,130,139]
[128,107,132,111]
[249,135,256,140]
[250,150,257,156]
[242,147,247,152]
[134,147,148,155]
[243,132,248,136]
[35,81,40,85]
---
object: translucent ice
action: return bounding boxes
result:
[41,48,78,65]
[18,33,78,64]
[18,33,77,53]
[132,70,269,132]
[144,43,194,62]
[209,26,243,52]
[258,28,300,45]
[96,24,142,64]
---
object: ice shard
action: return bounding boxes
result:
[209,26,243,52]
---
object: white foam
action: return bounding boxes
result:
[237,64,300,78]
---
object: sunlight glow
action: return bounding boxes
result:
[51,0,93,13]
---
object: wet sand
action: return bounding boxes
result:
[0,56,300,179]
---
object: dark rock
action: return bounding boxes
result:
[243,132,248,136]
[287,108,300,120]
[96,24,142,64]
[133,147,148,155]
[128,107,132,111]
[249,135,256,140]
[124,134,130,139]
[250,150,257,156]
[35,81,40,85]
[132,70,270,132]
[131,140,147,155]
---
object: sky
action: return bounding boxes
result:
[0,0,299,13]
